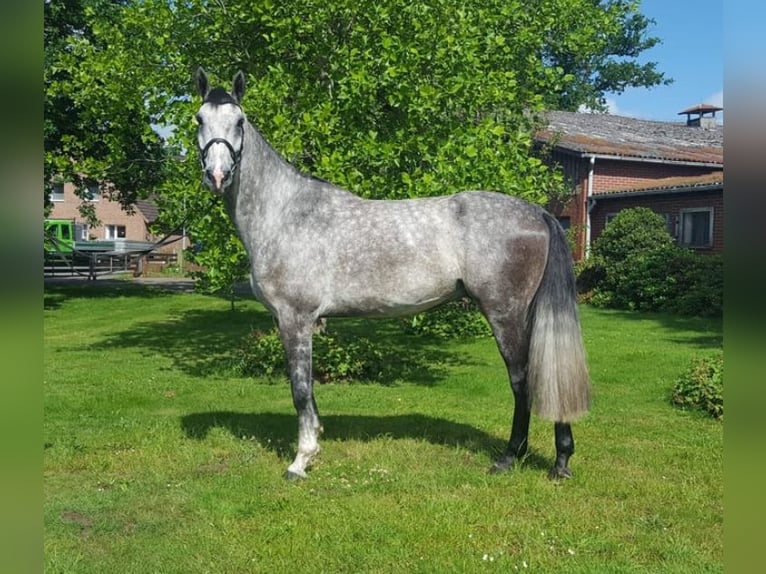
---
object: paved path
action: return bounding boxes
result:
[43,275,254,296]
[43,274,197,292]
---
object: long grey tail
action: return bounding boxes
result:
[527,212,591,422]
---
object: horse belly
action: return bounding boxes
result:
[324,241,462,317]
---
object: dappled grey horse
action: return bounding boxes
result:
[194,69,590,480]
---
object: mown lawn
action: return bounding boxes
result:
[44,280,723,573]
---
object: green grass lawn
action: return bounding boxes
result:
[44,281,723,573]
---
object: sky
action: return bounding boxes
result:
[604,0,723,123]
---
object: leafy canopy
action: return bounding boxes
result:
[45,0,668,290]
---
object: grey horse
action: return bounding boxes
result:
[193,69,590,480]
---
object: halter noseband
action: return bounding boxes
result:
[198,134,243,173]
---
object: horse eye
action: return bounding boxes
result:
[195,113,203,125]
[237,118,244,128]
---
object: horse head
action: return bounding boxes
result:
[194,67,247,194]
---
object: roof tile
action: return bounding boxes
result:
[537,111,723,165]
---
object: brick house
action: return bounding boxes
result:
[536,106,723,260]
[47,181,184,257]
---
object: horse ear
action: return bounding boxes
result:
[232,71,246,104]
[195,67,209,99]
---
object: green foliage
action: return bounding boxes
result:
[671,353,723,420]
[45,0,669,285]
[592,207,674,265]
[580,208,723,317]
[403,299,492,339]
[44,0,167,222]
[237,329,391,383]
[237,329,286,379]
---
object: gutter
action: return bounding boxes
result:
[584,155,595,258]
[580,152,721,169]
[593,182,723,200]
[546,144,723,169]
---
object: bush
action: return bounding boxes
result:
[592,207,674,266]
[671,352,723,420]
[580,208,723,317]
[237,330,286,379]
[402,298,492,339]
[237,329,390,383]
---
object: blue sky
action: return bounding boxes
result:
[604,0,723,123]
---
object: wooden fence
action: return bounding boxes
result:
[44,251,179,280]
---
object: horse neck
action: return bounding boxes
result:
[224,121,299,238]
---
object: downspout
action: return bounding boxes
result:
[584,155,595,258]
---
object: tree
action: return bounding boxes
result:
[44,0,167,223]
[538,0,671,111]
[45,0,669,290]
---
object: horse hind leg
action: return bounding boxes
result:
[549,422,575,480]
[487,313,578,480]
[485,312,533,474]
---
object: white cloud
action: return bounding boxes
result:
[705,90,724,108]
[604,97,621,115]
[577,97,622,115]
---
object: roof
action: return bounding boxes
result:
[135,198,159,223]
[595,172,724,199]
[536,110,723,165]
[678,104,723,116]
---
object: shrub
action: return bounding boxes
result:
[591,207,674,267]
[237,329,391,383]
[580,208,723,317]
[402,298,492,339]
[574,256,606,299]
[671,352,723,420]
[237,330,286,379]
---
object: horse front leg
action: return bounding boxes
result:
[279,316,323,481]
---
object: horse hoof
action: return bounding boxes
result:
[547,466,573,480]
[488,457,516,474]
[284,469,307,482]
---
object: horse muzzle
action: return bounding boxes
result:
[203,167,233,193]
[199,137,242,193]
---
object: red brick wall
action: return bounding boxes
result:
[545,151,723,259]
[590,188,724,253]
[546,151,589,259]
[47,183,194,258]
[591,160,718,194]
[48,183,149,241]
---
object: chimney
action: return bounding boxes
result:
[678,104,723,128]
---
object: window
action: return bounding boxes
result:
[85,183,100,202]
[679,208,713,248]
[50,183,65,202]
[105,225,126,239]
[659,213,673,237]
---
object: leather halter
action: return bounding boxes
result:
[198,129,243,175]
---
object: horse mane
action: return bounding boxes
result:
[204,87,240,107]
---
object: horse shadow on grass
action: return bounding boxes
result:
[180,410,552,472]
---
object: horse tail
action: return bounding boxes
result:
[526,211,591,422]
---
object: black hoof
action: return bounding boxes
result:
[284,470,307,482]
[547,466,573,480]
